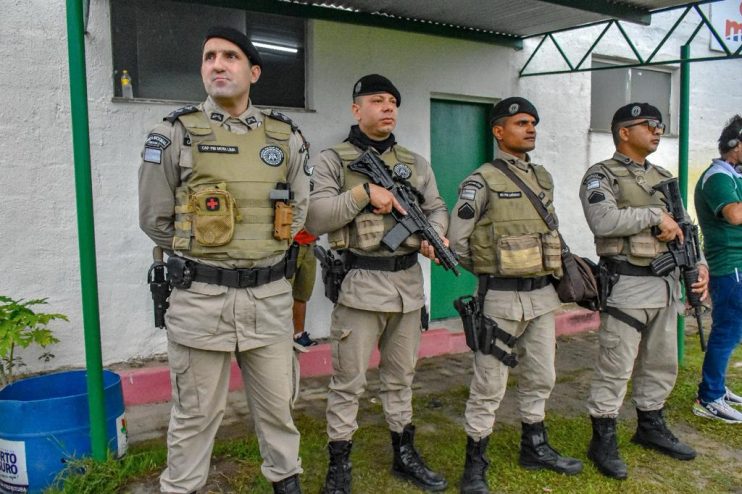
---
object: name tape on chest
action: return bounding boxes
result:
[498,191,522,199]
[197,144,238,154]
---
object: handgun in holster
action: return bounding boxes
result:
[147,246,171,329]
[314,245,347,304]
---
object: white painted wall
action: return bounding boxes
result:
[1,1,739,373]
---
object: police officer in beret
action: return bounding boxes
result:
[448,96,583,493]
[306,74,449,493]
[138,26,309,494]
[579,103,709,480]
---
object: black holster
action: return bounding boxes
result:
[454,294,519,368]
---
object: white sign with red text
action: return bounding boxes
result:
[710,0,742,52]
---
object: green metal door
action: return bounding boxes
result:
[430,99,493,320]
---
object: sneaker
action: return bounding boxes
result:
[294,331,317,347]
[692,398,742,424]
[724,387,742,407]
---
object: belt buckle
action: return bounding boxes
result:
[238,269,257,288]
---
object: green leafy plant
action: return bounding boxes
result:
[0,296,67,386]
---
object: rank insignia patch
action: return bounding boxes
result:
[260,145,284,166]
[210,113,224,122]
[588,191,605,204]
[458,203,475,220]
[393,163,412,180]
[205,196,220,211]
[143,147,162,164]
[145,133,171,149]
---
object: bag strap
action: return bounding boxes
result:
[489,159,558,230]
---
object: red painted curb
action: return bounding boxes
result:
[119,309,599,406]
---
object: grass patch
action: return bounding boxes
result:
[49,333,741,493]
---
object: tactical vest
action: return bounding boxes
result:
[172,109,292,260]
[327,142,419,252]
[593,159,672,266]
[469,162,562,277]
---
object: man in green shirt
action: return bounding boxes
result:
[692,115,742,424]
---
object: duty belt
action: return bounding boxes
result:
[483,275,552,292]
[346,252,418,272]
[602,259,656,277]
[176,257,289,288]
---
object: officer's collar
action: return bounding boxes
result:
[203,97,262,129]
[496,149,532,171]
[612,151,652,170]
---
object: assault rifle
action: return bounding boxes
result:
[147,246,170,328]
[348,150,460,275]
[651,178,707,350]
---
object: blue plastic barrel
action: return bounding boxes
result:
[0,370,127,493]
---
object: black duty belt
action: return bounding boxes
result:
[191,258,288,288]
[346,252,418,272]
[483,275,552,292]
[603,259,656,277]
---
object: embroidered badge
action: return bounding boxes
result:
[588,191,605,204]
[509,103,519,114]
[260,145,284,166]
[145,133,171,149]
[210,113,224,122]
[205,196,220,211]
[183,134,191,146]
[460,187,477,201]
[354,81,362,94]
[393,163,412,180]
[461,180,483,190]
[631,105,641,117]
[458,203,475,220]
[197,144,238,154]
[143,147,162,164]
[582,172,605,185]
[586,180,600,190]
[245,116,258,126]
[498,191,522,199]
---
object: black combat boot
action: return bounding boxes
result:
[631,408,696,460]
[460,435,490,494]
[273,473,302,494]
[587,416,628,480]
[322,440,352,494]
[519,422,583,475]
[391,424,448,491]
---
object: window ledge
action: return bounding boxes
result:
[111,97,316,113]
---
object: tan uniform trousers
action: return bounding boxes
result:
[160,340,301,492]
[587,306,678,417]
[464,311,556,440]
[326,304,422,440]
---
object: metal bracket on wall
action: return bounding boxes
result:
[519,1,742,77]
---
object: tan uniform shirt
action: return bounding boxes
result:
[579,152,705,309]
[138,97,310,350]
[447,149,561,321]
[306,142,448,313]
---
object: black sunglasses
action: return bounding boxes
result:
[623,119,666,135]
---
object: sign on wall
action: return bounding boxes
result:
[710,0,742,52]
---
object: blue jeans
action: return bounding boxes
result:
[698,272,742,403]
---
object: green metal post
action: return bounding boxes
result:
[65,0,107,460]
[677,43,691,366]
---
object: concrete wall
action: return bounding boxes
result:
[1,1,739,373]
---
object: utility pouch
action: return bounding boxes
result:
[497,234,543,276]
[628,229,664,258]
[541,230,562,272]
[191,188,236,247]
[274,202,293,241]
[166,256,194,290]
[353,212,385,250]
[470,218,496,274]
[595,237,623,257]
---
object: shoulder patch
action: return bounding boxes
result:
[164,105,200,124]
[460,186,478,201]
[461,180,484,190]
[143,147,162,164]
[145,133,171,150]
[457,203,476,220]
[588,191,605,204]
[582,172,605,186]
[265,110,298,132]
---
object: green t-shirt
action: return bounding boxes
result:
[694,159,742,275]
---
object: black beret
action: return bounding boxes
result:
[490,97,539,126]
[352,74,401,107]
[204,26,263,68]
[612,102,662,128]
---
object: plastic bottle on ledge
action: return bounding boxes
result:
[120,70,133,99]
